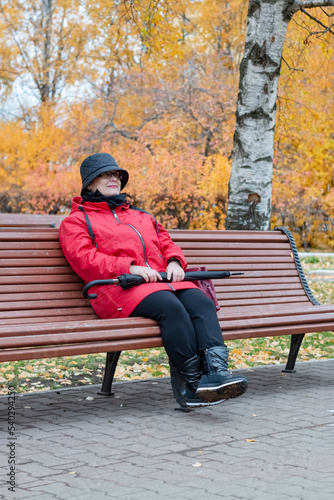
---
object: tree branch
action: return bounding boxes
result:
[293,0,334,11]
[300,7,334,34]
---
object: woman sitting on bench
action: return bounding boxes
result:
[59,153,248,409]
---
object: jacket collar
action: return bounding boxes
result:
[71,196,130,214]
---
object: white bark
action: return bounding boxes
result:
[225,0,334,230]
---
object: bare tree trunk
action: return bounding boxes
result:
[40,0,53,102]
[225,0,334,230]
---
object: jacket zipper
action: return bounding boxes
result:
[111,209,175,291]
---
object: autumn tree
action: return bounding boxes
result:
[0,0,94,104]
[225,0,334,231]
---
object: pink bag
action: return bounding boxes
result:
[186,266,220,311]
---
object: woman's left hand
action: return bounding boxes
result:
[166,260,185,282]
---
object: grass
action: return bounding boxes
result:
[1,256,333,395]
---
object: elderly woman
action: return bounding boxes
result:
[59,153,248,409]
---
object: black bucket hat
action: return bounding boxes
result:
[80,153,129,194]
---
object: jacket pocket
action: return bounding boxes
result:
[90,285,122,319]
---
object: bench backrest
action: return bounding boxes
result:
[0,227,312,327]
[0,213,65,228]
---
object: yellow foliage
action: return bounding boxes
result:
[272,7,334,248]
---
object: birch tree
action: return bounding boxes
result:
[225,0,334,230]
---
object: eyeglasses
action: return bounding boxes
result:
[98,171,123,180]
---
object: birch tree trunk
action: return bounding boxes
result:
[225,0,334,230]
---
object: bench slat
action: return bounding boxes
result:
[218,277,301,285]
[169,231,288,242]
[219,296,309,307]
[179,242,292,250]
[0,307,94,320]
[0,227,57,232]
[0,268,74,278]
[0,325,161,348]
[0,298,90,310]
[0,314,98,326]
[0,270,300,281]
[0,317,157,335]
[0,288,307,303]
[0,275,301,287]
[217,290,306,299]
[0,337,163,362]
[0,242,61,250]
[0,258,70,267]
[0,261,298,271]
[220,311,334,330]
[222,322,334,340]
[0,266,73,275]
[185,268,299,275]
[215,283,304,292]
[183,249,293,256]
[0,214,64,227]
[0,250,64,258]
[0,257,297,267]
[187,255,294,263]
[217,302,318,317]
[218,304,334,319]
[2,249,295,259]
[186,261,297,270]
[0,231,60,241]
[0,283,83,293]
[1,291,84,302]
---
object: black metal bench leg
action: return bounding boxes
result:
[98,351,122,396]
[282,334,305,373]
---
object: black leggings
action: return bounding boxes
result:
[130,288,225,366]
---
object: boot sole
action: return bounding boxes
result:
[186,398,226,408]
[196,379,248,403]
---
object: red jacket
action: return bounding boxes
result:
[59,197,198,318]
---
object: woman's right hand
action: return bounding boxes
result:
[129,265,162,283]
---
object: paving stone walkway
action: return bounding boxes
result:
[1,359,334,500]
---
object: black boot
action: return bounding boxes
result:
[170,356,226,409]
[196,346,248,403]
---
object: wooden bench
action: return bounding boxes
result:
[1,225,333,397]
